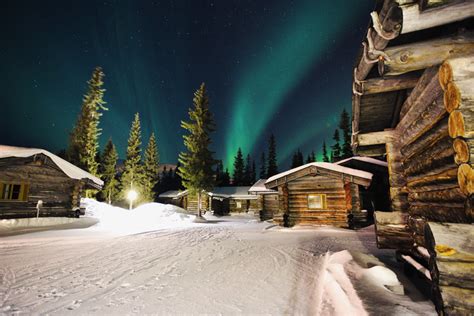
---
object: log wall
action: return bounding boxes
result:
[260,193,278,220]
[0,156,81,218]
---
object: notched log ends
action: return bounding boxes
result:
[458,163,474,195]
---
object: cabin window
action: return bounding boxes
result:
[308,194,326,209]
[236,201,242,209]
[0,183,29,201]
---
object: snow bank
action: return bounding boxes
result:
[0,217,79,230]
[83,199,197,235]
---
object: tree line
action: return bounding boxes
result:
[64,67,352,210]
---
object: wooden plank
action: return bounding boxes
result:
[356,130,396,146]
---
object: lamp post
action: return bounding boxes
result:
[127,189,138,210]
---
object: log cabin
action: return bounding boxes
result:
[350,1,474,313]
[157,190,187,208]
[248,179,279,220]
[207,186,259,216]
[264,162,373,228]
[157,190,208,212]
[335,156,390,225]
[0,145,103,218]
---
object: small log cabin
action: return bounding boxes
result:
[208,186,259,216]
[157,190,208,212]
[248,179,279,220]
[0,145,103,218]
[157,190,186,207]
[350,0,474,313]
[264,162,373,228]
[335,156,390,225]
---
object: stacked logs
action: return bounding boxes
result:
[425,222,474,315]
[440,56,474,203]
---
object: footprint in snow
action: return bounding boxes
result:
[67,300,82,310]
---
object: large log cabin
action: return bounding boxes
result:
[264,162,373,228]
[350,1,474,313]
[0,145,103,218]
[248,179,279,220]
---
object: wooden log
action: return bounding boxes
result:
[409,202,468,223]
[399,66,440,121]
[400,94,445,149]
[453,138,474,165]
[438,286,474,316]
[407,165,458,188]
[439,56,474,91]
[458,163,474,195]
[356,130,395,146]
[444,78,474,114]
[400,2,474,34]
[425,222,474,263]
[408,187,465,204]
[449,110,474,139]
[381,32,474,76]
[386,141,408,211]
[401,115,449,159]
[360,73,419,95]
[403,135,455,176]
[374,211,412,250]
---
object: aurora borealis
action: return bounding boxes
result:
[1,0,373,170]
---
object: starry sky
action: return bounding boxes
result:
[1,0,373,170]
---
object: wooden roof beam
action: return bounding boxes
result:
[355,130,396,147]
[358,73,419,95]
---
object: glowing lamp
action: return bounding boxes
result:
[127,190,138,210]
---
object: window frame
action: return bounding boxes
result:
[0,182,29,202]
[307,194,326,210]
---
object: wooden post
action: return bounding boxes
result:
[386,140,408,212]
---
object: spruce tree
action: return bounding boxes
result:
[100,138,118,204]
[68,67,108,176]
[143,133,160,202]
[306,154,312,164]
[178,83,216,217]
[322,141,330,162]
[259,152,267,179]
[331,129,342,162]
[267,134,278,177]
[222,168,231,186]
[232,148,245,186]
[251,160,256,184]
[120,113,145,205]
[215,160,224,186]
[244,154,252,185]
[339,109,352,159]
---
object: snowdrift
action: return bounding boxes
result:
[83,199,197,235]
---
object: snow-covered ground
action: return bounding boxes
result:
[0,200,436,315]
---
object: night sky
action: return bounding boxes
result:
[1,0,373,170]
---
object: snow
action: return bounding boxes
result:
[266,162,373,186]
[208,186,257,199]
[248,179,278,194]
[83,199,197,235]
[0,145,103,187]
[0,200,436,315]
[335,156,388,168]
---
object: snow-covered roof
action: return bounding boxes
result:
[208,186,257,199]
[158,190,188,198]
[335,156,388,168]
[248,179,278,194]
[265,162,373,188]
[0,145,103,187]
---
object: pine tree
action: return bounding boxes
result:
[331,129,342,162]
[100,138,118,204]
[222,168,231,186]
[67,67,108,177]
[215,160,224,186]
[267,134,278,177]
[322,141,329,162]
[306,154,312,164]
[232,148,245,186]
[143,133,160,202]
[311,150,316,162]
[120,113,145,205]
[244,154,252,185]
[339,109,352,159]
[178,83,216,217]
[259,152,267,179]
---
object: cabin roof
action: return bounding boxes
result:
[335,156,388,168]
[158,190,187,198]
[265,162,373,189]
[208,186,256,199]
[0,145,104,188]
[248,179,277,195]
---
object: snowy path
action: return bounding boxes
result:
[0,220,435,315]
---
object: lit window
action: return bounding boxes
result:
[236,201,242,208]
[0,183,29,201]
[308,194,326,209]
